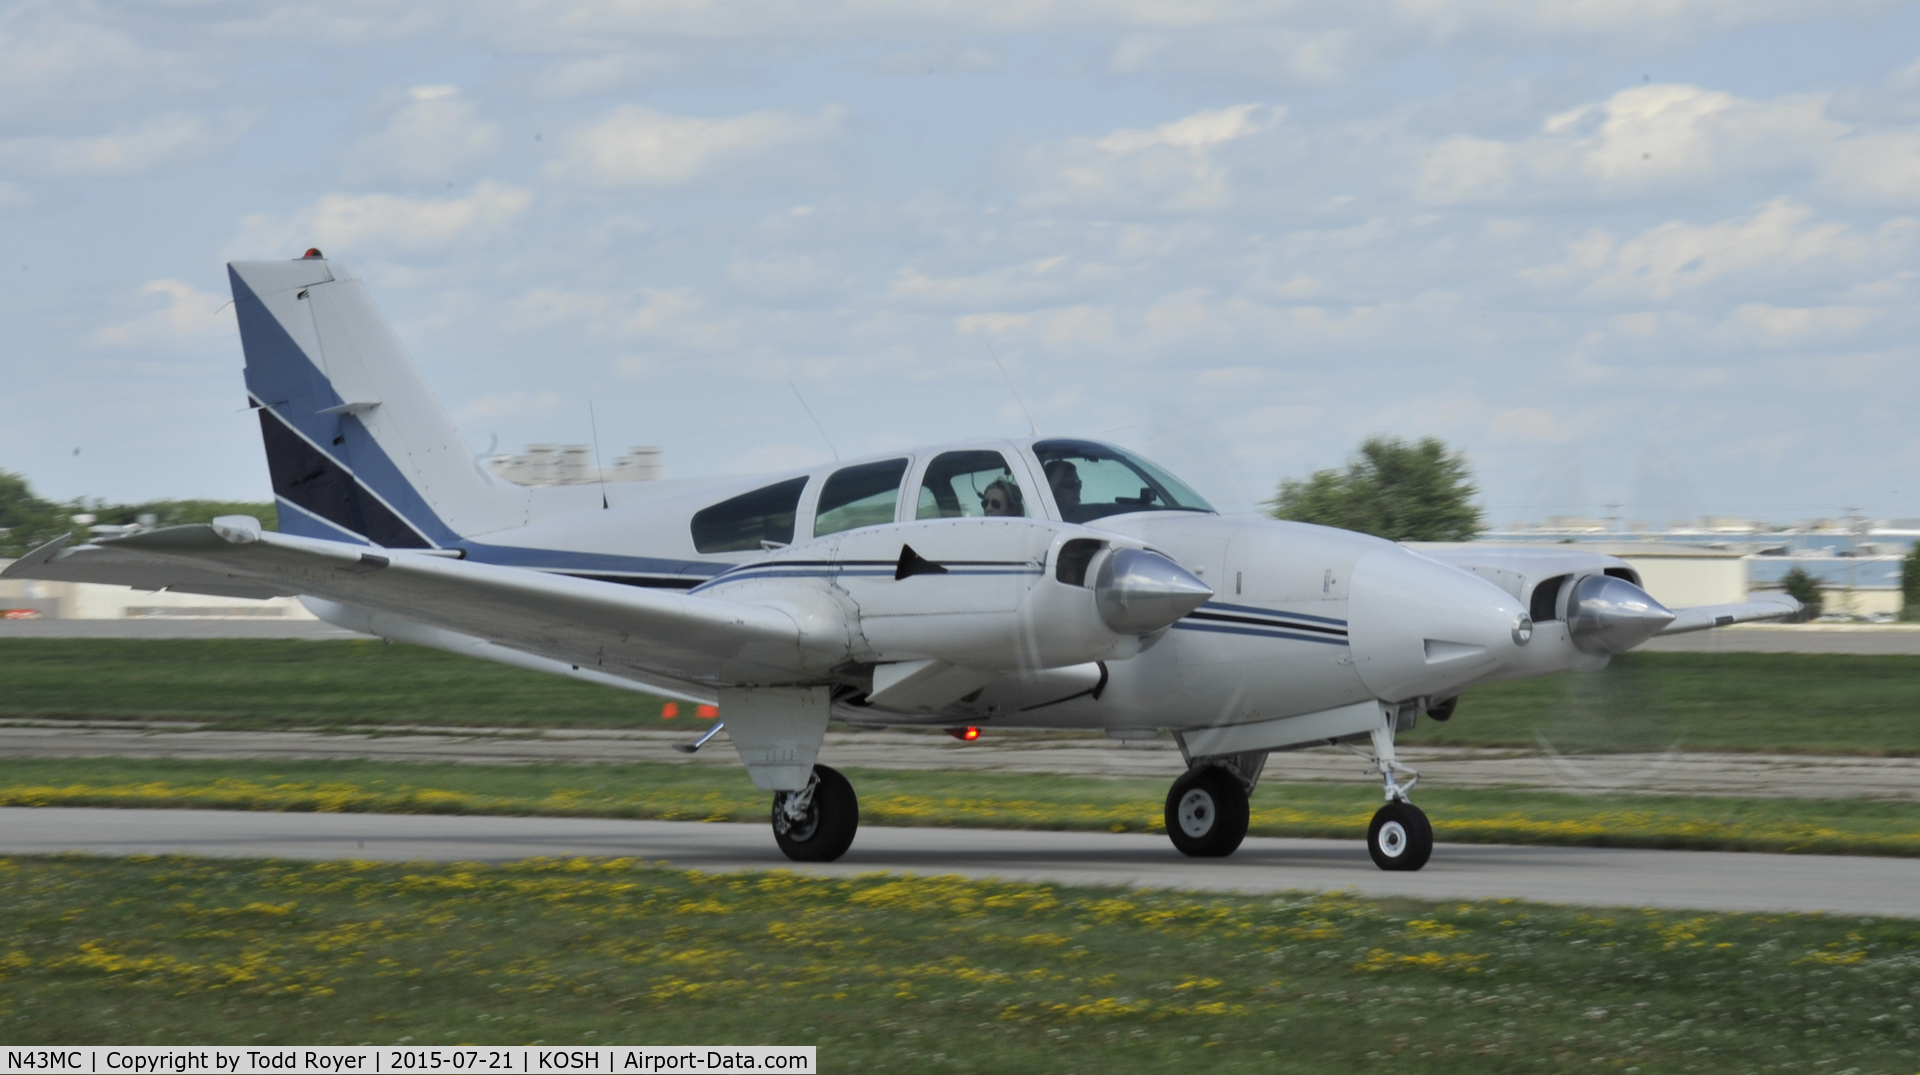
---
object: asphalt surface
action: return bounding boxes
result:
[5,719,1914,800]
[4,807,1913,918]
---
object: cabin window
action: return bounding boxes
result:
[814,458,909,538]
[916,450,1026,519]
[690,476,808,553]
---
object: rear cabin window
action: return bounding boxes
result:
[814,458,909,538]
[916,450,1027,519]
[690,477,808,553]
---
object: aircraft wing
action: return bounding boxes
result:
[1659,594,1802,635]
[1,521,827,689]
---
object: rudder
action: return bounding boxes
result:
[229,251,527,547]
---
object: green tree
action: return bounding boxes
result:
[1781,566,1825,622]
[0,470,78,559]
[85,498,277,531]
[1901,543,1920,622]
[1266,436,1485,541]
[2,468,278,560]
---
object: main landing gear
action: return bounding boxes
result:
[771,763,860,862]
[1165,751,1262,857]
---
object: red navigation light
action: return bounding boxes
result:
[945,726,980,742]
[661,703,678,719]
[696,704,719,719]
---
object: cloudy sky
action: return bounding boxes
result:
[6,1,1920,527]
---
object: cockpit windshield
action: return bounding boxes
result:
[1031,439,1215,524]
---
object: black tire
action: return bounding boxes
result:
[772,764,859,863]
[1164,765,1250,858]
[1367,800,1433,871]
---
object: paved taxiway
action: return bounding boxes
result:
[4,807,1914,918]
[5,719,1915,800]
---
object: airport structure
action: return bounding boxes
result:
[1480,516,1919,620]
[486,444,663,487]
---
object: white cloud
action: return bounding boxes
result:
[1022,104,1282,212]
[453,390,566,424]
[230,181,534,257]
[726,253,852,301]
[1712,303,1883,348]
[1525,199,1918,302]
[1419,82,1920,207]
[0,6,203,117]
[889,254,1118,309]
[91,280,232,349]
[345,85,502,184]
[534,52,673,98]
[545,104,844,187]
[0,112,252,180]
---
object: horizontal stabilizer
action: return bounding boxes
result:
[3,524,839,691]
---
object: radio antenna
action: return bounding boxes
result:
[587,401,610,509]
[987,344,1039,437]
[789,381,839,461]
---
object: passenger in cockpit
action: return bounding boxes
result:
[981,480,1022,517]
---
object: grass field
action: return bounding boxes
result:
[2,640,1915,755]
[4,756,1917,858]
[0,854,1912,1071]
[1403,650,1920,756]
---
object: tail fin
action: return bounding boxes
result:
[229,253,526,547]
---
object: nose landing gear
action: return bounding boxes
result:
[1344,708,1433,871]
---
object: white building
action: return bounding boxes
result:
[487,445,663,487]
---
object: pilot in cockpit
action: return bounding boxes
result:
[1044,459,1081,516]
[981,479,1022,517]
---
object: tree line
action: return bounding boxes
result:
[0,469,275,560]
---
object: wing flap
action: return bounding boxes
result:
[4,524,831,685]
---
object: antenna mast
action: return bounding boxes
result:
[987,344,1039,437]
[587,402,610,510]
[789,382,839,461]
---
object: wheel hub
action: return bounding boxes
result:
[1377,819,1407,858]
[1177,789,1217,838]
[774,793,819,842]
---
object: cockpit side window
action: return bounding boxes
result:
[814,458,909,538]
[690,476,808,553]
[1032,439,1214,524]
[915,450,1027,519]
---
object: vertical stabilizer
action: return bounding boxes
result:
[230,254,528,546]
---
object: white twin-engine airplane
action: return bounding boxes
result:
[7,252,1800,870]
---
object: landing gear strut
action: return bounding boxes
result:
[1343,709,1433,871]
[771,763,859,862]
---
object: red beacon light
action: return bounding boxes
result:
[300,248,324,259]
[945,726,980,742]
